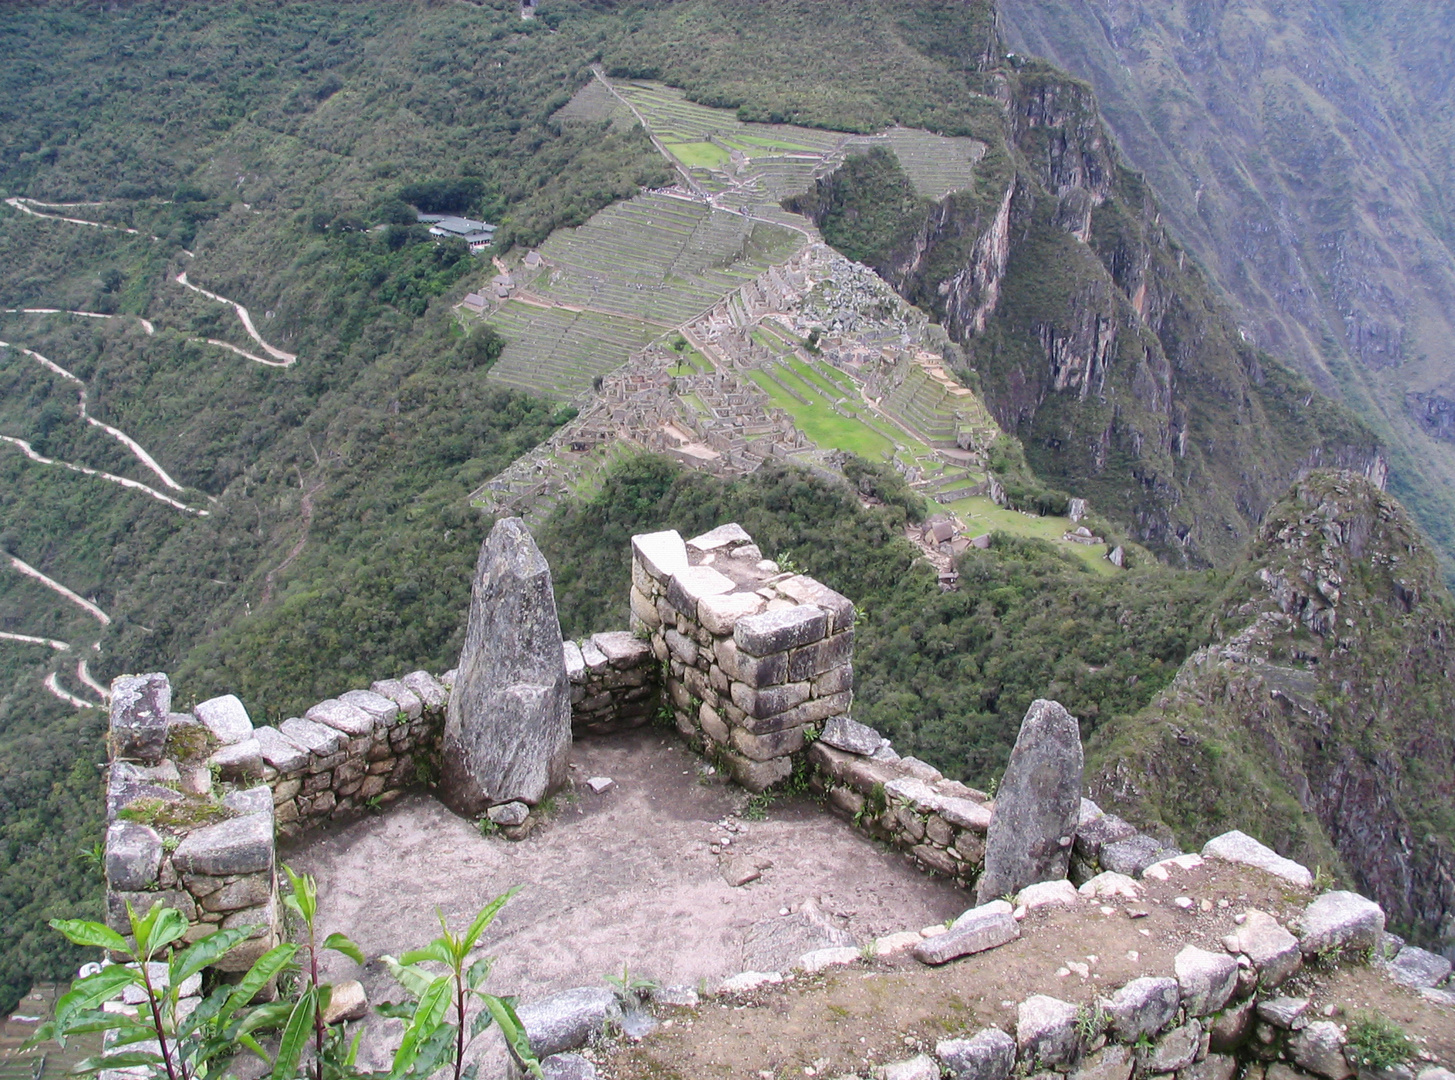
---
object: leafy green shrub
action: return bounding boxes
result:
[1346,1012,1413,1070]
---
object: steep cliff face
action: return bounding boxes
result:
[1089,471,1455,951]
[993,0,1455,574]
[797,57,1382,566]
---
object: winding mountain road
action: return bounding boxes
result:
[174,272,296,365]
[3,308,155,334]
[0,338,187,492]
[0,434,207,515]
[0,631,70,650]
[6,554,111,624]
[44,671,98,709]
[5,196,149,237]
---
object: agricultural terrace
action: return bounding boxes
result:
[485,193,802,397]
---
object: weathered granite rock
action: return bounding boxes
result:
[208,738,264,780]
[1078,872,1142,899]
[441,518,571,814]
[1387,945,1453,989]
[106,761,183,820]
[1100,835,1172,877]
[734,605,826,656]
[193,695,253,745]
[1257,996,1310,1028]
[1175,945,1239,1016]
[798,946,860,973]
[819,715,883,756]
[936,1027,1016,1080]
[1145,1021,1202,1073]
[1289,1021,1352,1080]
[487,802,529,827]
[516,987,621,1058]
[880,1056,940,1080]
[1295,892,1385,956]
[322,980,368,1024]
[1202,830,1314,888]
[913,909,1018,964]
[539,1053,597,1080]
[1102,976,1179,1041]
[649,985,700,1009]
[1016,995,1079,1068]
[371,678,424,720]
[107,889,196,932]
[1074,812,1138,862]
[172,813,273,876]
[1182,1054,1238,1080]
[221,786,273,817]
[255,727,309,773]
[716,971,782,993]
[106,822,162,890]
[1208,999,1255,1052]
[339,689,399,725]
[110,673,172,764]
[279,716,344,757]
[305,699,374,737]
[741,900,853,970]
[976,699,1083,904]
[400,670,448,710]
[1070,1045,1132,1080]
[1224,910,1302,987]
[1016,880,1079,910]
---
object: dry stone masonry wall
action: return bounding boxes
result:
[629,523,856,792]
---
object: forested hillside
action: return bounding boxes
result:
[995,0,1455,576]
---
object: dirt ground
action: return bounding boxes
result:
[288,729,966,1007]
[597,862,1455,1079]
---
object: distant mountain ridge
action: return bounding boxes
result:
[995,0,1455,573]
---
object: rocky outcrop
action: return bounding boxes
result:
[441,517,572,814]
[1088,471,1455,953]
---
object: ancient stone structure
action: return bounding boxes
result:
[629,523,856,791]
[976,699,1084,903]
[441,518,572,815]
[565,631,659,735]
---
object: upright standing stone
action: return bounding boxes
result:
[976,699,1083,903]
[441,518,571,815]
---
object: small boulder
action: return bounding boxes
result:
[539,1053,597,1080]
[649,985,699,1009]
[1296,892,1385,957]
[798,947,860,973]
[1016,995,1079,1068]
[515,987,621,1058]
[819,716,885,756]
[913,908,1018,965]
[1387,945,1452,989]
[1174,945,1238,1016]
[1201,829,1313,888]
[1224,910,1303,988]
[1099,835,1171,877]
[1288,1020,1353,1080]
[1145,1021,1202,1073]
[322,981,368,1024]
[936,1027,1015,1080]
[1015,880,1079,910]
[1102,976,1179,1042]
[1078,872,1141,900]
[878,1055,940,1080]
[193,694,254,745]
[1256,996,1310,1029]
[487,801,530,827]
[716,971,782,994]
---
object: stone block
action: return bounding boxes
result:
[628,586,660,630]
[686,522,753,554]
[1224,910,1303,988]
[208,738,264,781]
[106,761,183,821]
[787,630,854,682]
[305,699,375,737]
[730,723,811,762]
[879,1056,940,1080]
[631,530,688,582]
[1146,1021,1202,1073]
[1288,1021,1351,1080]
[721,749,792,792]
[772,575,855,632]
[359,775,386,800]
[199,872,273,913]
[1074,812,1138,861]
[1070,1045,1132,1080]
[1202,830,1314,888]
[744,689,851,733]
[912,908,1017,964]
[735,605,826,657]
[1387,945,1453,989]
[488,801,530,827]
[1295,891,1384,957]
[194,695,253,745]
[666,566,735,615]
[334,758,367,785]
[106,822,162,891]
[1207,999,1255,1053]
[591,631,653,669]
[222,786,273,817]
[925,814,954,847]
[1182,1054,1238,1080]
[172,813,274,876]
[339,689,399,725]
[1016,995,1079,1068]
[698,592,765,636]
[1101,835,1172,877]
[976,699,1082,904]
[108,889,195,932]
[1103,976,1180,1041]
[304,790,336,817]
[516,987,622,1058]
[1176,945,1238,1016]
[937,1027,1016,1080]
[370,678,424,720]
[813,662,854,697]
[814,719,878,762]
[323,980,368,1025]
[663,629,697,665]
[913,843,960,876]
[730,679,810,720]
[400,670,448,710]
[1078,871,1142,899]
[213,932,277,973]
[110,673,172,764]
[255,727,310,773]
[1016,880,1078,910]
[809,740,902,793]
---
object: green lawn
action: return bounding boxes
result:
[945,495,1119,575]
[748,370,896,458]
[665,140,730,169]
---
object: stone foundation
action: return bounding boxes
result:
[565,631,660,735]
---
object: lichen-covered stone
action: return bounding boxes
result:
[1016,995,1079,1068]
[370,678,424,719]
[1175,944,1239,1016]
[734,605,827,656]
[976,699,1083,903]
[1295,891,1385,956]
[400,670,448,710]
[305,699,375,737]
[819,715,883,756]
[172,813,274,876]
[279,716,344,756]
[442,518,571,814]
[1288,1021,1352,1080]
[1102,976,1180,1041]
[110,673,171,764]
[913,908,1018,965]
[193,694,253,745]
[339,689,399,725]
[254,727,309,773]
[1225,910,1303,988]
[516,987,621,1058]
[105,821,162,890]
[937,1027,1016,1080]
[1202,830,1314,888]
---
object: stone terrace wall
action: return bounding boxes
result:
[629,523,855,792]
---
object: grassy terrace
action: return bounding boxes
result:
[486,302,659,398]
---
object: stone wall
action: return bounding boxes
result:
[565,631,660,735]
[808,716,992,890]
[629,523,856,792]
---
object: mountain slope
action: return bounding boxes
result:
[1089,470,1455,949]
[995,0,1455,574]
